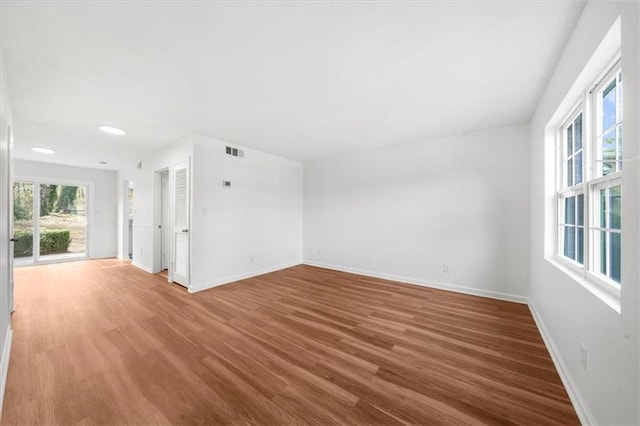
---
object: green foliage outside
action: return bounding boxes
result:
[13,183,83,218]
[56,186,78,213]
[40,185,58,217]
[13,182,33,220]
[13,204,30,221]
[13,229,71,258]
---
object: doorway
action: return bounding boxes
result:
[154,169,170,277]
[13,181,88,265]
[128,181,134,259]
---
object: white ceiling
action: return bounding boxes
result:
[1,0,585,169]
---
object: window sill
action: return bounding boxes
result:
[547,256,621,314]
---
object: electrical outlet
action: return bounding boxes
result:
[443,264,450,273]
[580,344,588,370]
[317,249,320,255]
[250,257,254,264]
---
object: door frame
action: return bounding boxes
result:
[12,176,93,265]
[170,158,190,288]
[119,180,133,260]
[153,168,170,278]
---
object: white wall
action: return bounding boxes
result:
[13,160,118,259]
[189,135,303,291]
[119,134,303,290]
[117,136,193,271]
[0,49,14,415]
[529,2,639,424]
[303,123,530,301]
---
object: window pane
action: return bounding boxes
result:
[600,189,606,228]
[617,126,623,170]
[564,226,575,260]
[566,124,573,156]
[574,114,582,151]
[609,185,621,230]
[575,151,582,184]
[577,194,584,226]
[39,185,87,258]
[610,232,621,284]
[602,78,617,131]
[600,231,607,275]
[13,182,34,261]
[577,227,584,265]
[602,129,616,175]
[567,158,573,186]
[565,196,575,225]
[617,73,623,120]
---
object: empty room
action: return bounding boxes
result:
[0,0,638,424]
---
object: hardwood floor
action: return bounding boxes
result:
[2,260,578,425]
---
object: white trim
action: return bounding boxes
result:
[13,254,89,268]
[547,257,620,313]
[528,301,596,426]
[188,261,301,293]
[0,326,12,417]
[131,261,153,274]
[303,260,528,304]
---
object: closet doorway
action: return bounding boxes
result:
[154,169,170,276]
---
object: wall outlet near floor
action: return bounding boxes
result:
[250,257,254,264]
[579,343,588,370]
[443,264,450,273]
[317,249,320,255]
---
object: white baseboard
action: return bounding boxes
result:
[131,261,153,274]
[528,301,595,425]
[188,261,302,293]
[303,260,528,304]
[0,326,12,417]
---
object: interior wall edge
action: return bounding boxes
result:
[131,261,153,274]
[528,301,596,426]
[302,260,529,305]
[188,261,302,294]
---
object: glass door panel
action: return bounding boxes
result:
[13,182,34,265]
[38,184,86,261]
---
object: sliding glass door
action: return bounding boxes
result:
[13,182,34,265]
[13,181,88,265]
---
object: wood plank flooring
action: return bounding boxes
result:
[2,260,579,425]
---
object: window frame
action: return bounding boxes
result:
[556,105,585,270]
[587,177,621,294]
[593,64,623,178]
[554,57,622,301]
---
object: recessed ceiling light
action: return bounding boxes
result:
[31,146,55,154]
[99,161,108,165]
[99,125,126,135]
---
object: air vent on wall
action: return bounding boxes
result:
[225,146,244,158]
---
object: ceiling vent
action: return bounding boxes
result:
[225,146,244,158]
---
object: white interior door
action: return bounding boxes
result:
[0,126,8,314]
[7,126,14,313]
[171,159,190,287]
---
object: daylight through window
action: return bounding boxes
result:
[556,61,622,290]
